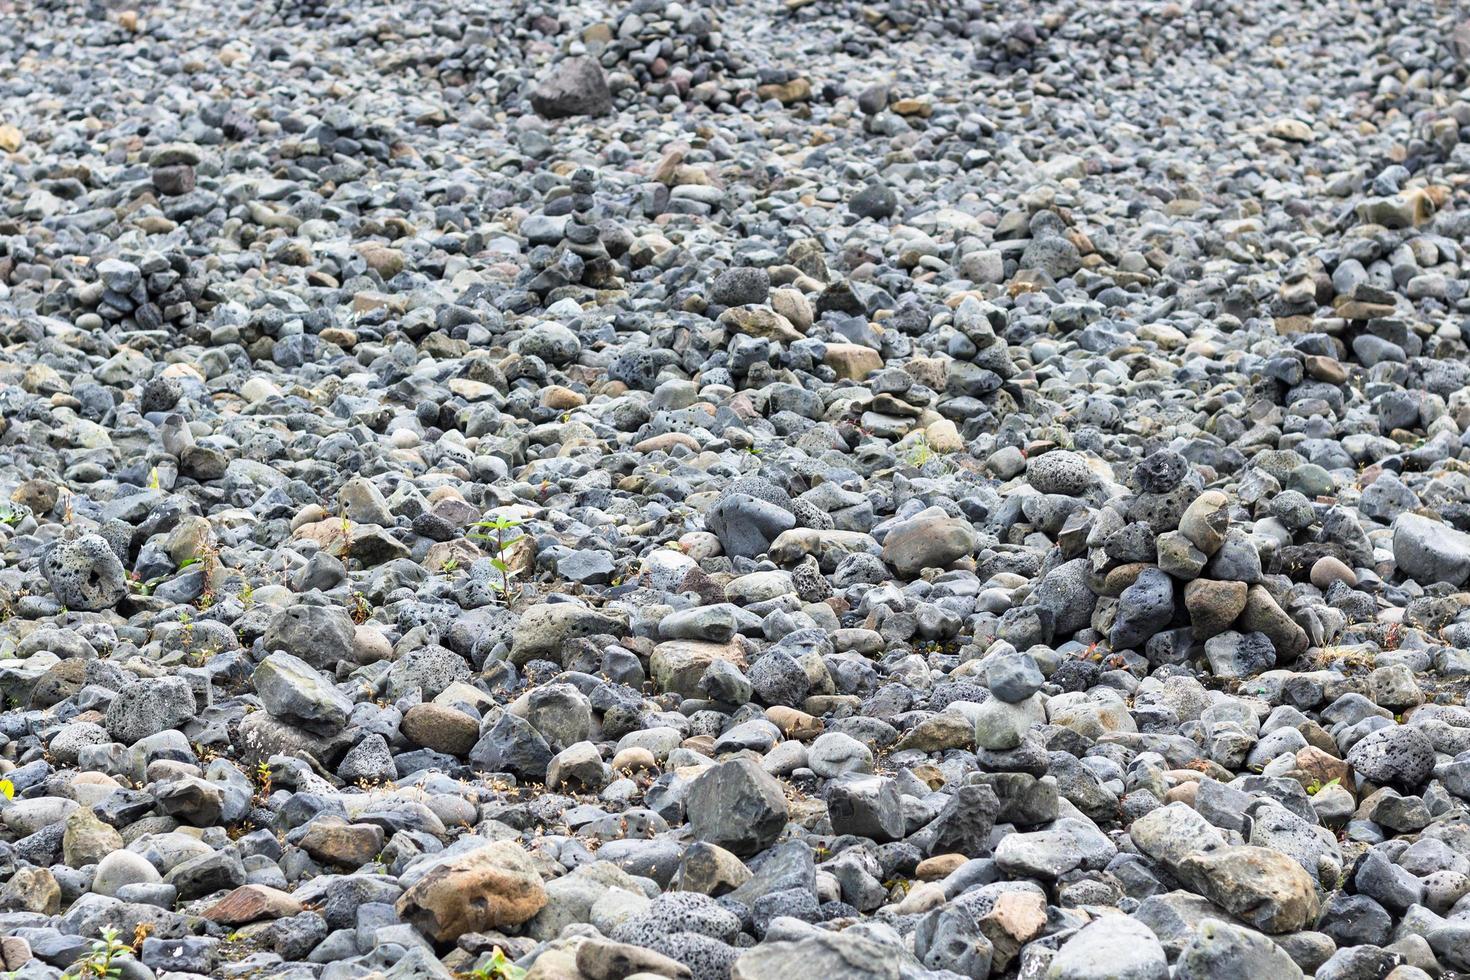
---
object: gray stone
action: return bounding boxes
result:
[252,653,352,732]
[1346,725,1435,789]
[43,534,127,611]
[1047,915,1167,979]
[1174,918,1304,979]
[686,758,789,857]
[104,677,196,745]
[530,57,612,118]
[264,605,357,671]
[1393,513,1470,586]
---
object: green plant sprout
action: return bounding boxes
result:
[468,516,523,602]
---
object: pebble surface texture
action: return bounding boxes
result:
[2,0,1470,978]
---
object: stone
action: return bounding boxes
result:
[253,652,352,732]
[1204,631,1277,679]
[731,930,908,979]
[806,731,872,777]
[396,840,548,942]
[42,534,127,610]
[1047,915,1168,979]
[676,842,754,896]
[104,677,196,745]
[1346,726,1435,789]
[1027,450,1093,496]
[1178,490,1231,555]
[93,851,163,897]
[203,885,304,925]
[882,510,975,576]
[1392,514,1470,586]
[1174,918,1305,979]
[686,758,789,856]
[1237,586,1309,661]
[1111,568,1175,650]
[299,818,385,867]
[825,774,905,842]
[531,57,613,118]
[511,602,627,666]
[0,867,60,914]
[1177,846,1320,934]
[264,604,357,670]
[402,703,480,756]
[1184,579,1248,640]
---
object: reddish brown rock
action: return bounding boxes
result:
[203,884,303,925]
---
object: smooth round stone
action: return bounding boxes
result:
[1310,555,1357,590]
[92,850,163,897]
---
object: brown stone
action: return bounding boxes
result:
[541,385,586,410]
[765,706,824,741]
[978,890,1048,970]
[203,884,304,925]
[1238,585,1310,660]
[396,841,547,942]
[63,808,123,868]
[1178,846,1320,934]
[915,854,967,881]
[355,242,405,278]
[1295,745,1351,790]
[0,868,59,914]
[719,306,804,342]
[650,640,747,698]
[675,841,752,896]
[299,818,385,867]
[402,702,481,756]
[824,342,883,381]
[1303,355,1347,385]
[1183,579,1249,640]
[895,713,974,753]
[0,936,33,970]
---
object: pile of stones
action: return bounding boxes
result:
[1,0,1469,978]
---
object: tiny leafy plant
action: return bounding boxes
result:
[463,948,526,980]
[0,503,22,526]
[468,516,523,602]
[65,926,134,979]
[128,571,169,597]
[906,434,935,468]
[252,761,273,806]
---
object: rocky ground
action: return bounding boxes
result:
[2,0,1470,977]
